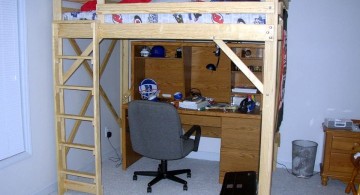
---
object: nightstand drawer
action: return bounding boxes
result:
[328,152,353,172]
[332,136,360,151]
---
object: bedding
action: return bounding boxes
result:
[63,0,265,24]
[63,11,265,24]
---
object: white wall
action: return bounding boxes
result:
[0,1,121,194]
[277,0,360,171]
[0,0,56,194]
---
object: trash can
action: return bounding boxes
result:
[292,140,318,178]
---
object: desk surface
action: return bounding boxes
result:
[122,102,261,119]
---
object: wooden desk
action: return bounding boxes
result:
[121,104,261,183]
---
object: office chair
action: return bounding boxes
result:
[128,100,201,193]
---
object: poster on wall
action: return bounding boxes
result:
[276,9,288,131]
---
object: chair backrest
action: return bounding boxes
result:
[128,100,185,160]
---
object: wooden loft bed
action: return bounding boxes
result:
[52,0,289,194]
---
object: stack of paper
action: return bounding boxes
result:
[231,87,257,94]
[179,100,209,110]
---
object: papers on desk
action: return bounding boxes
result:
[231,87,257,94]
[179,100,209,110]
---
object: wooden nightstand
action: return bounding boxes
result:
[321,120,360,185]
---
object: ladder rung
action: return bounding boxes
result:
[56,85,94,91]
[56,55,93,60]
[58,114,93,121]
[64,179,97,194]
[60,142,95,151]
[61,169,96,179]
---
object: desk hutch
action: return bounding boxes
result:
[52,0,289,194]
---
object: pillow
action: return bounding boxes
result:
[81,0,97,12]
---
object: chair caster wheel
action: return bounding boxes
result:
[183,184,188,191]
[133,175,137,180]
[147,186,152,193]
[187,172,191,178]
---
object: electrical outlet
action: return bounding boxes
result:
[105,127,112,138]
[106,131,112,138]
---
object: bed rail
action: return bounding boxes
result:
[96,2,275,14]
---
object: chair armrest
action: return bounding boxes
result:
[181,125,201,152]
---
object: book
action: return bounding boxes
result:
[179,100,209,110]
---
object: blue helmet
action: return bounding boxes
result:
[138,78,158,100]
[150,45,165,57]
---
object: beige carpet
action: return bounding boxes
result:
[59,157,348,195]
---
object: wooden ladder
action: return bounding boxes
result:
[53,21,102,195]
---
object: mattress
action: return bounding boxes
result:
[63,11,266,24]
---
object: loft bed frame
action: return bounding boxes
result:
[52,0,289,194]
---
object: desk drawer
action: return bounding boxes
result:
[180,114,221,127]
[221,117,260,150]
[182,124,220,138]
[220,147,259,173]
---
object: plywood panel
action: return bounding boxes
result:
[191,47,231,103]
[145,58,185,95]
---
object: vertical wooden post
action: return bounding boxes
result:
[53,0,62,20]
[258,0,279,194]
[53,22,66,195]
[121,40,130,105]
[92,22,103,195]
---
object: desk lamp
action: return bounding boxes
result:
[206,46,221,71]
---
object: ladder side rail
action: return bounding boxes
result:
[92,21,103,195]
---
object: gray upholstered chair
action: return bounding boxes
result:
[128,100,201,193]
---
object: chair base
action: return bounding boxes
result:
[133,160,191,193]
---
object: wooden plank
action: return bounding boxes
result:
[56,85,93,91]
[61,169,96,179]
[91,22,103,195]
[53,0,62,20]
[62,7,79,13]
[121,40,130,104]
[53,22,66,195]
[214,39,264,94]
[97,2,274,14]
[58,114,94,121]
[56,55,92,60]
[60,142,95,151]
[64,180,97,194]
[100,24,274,41]
[258,0,279,194]
[57,22,93,38]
